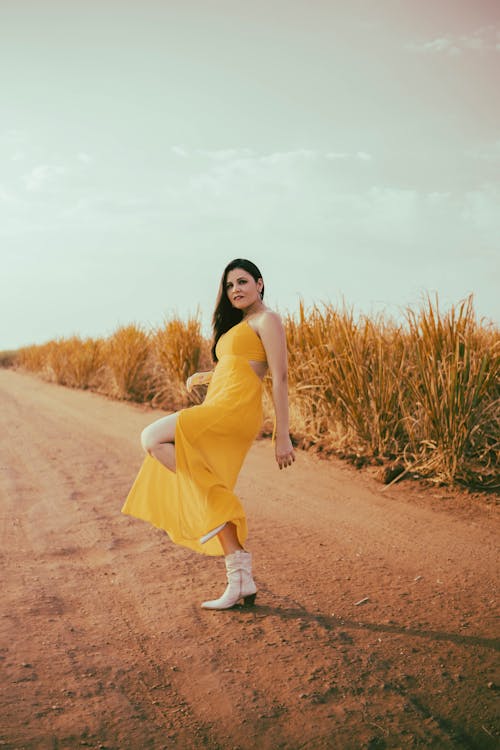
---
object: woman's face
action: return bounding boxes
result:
[225,268,263,309]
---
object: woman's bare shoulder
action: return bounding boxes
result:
[252,309,285,337]
[254,309,283,327]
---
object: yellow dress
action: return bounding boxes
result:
[121,320,267,556]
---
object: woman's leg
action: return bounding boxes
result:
[140,412,180,472]
[217,522,244,554]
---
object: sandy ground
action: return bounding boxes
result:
[0,368,498,750]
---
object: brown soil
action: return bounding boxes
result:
[0,368,498,750]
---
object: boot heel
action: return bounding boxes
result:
[243,592,257,607]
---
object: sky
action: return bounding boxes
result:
[1,0,499,349]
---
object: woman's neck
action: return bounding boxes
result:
[242,301,266,319]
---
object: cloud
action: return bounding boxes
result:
[257,149,317,164]
[6,145,497,290]
[407,26,499,56]
[171,146,256,160]
[462,184,500,235]
[171,148,373,171]
[426,191,451,204]
[22,164,66,192]
[0,185,18,204]
[164,149,499,265]
[421,38,461,56]
[326,152,349,160]
[467,140,500,161]
[326,151,372,161]
[177,149,320,204]
[0,128,27,147]
[196,148,255,161]
[176,149,374,208]
[67,194,162,218]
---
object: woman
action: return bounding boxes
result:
[122,259,295,609]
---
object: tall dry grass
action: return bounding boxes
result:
[18,341,52,375]
[103,324,152,400]
[10,296,499,488]
[15,318,211,408]
[284,302,408,457]
[18,337,103,388]
[150,314,212,410]
[403,296,499,485]
[0,350,19,368]
[282,296,499,487]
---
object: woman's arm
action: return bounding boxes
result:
[186,371,213,392]
[257,312,295,470]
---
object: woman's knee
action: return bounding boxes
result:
[140,425,156,454]
[140,413,179,454]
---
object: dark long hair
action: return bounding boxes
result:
[211,258,264,361]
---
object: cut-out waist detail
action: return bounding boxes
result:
[217,353,267,381]
[248,360,268,381]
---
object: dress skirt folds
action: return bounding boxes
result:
[121,321,266,556]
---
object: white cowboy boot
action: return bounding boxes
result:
[201,550,257,610]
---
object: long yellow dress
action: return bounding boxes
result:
[121,320,267,556]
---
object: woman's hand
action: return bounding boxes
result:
[186,373,202,393]
[186,372,212,392]
[275,434,295,470]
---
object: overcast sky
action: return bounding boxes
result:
[1,0,499,349]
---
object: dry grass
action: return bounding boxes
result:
[403,296,499,486]
[17,337,104,388]
[9,296,499,488]
[281,296,499,488]
[283,302,409,458]
[149,314,212,410]
[0,350,20,368]
[102,324,152,400]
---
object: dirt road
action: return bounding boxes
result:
[0,368,498,749]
